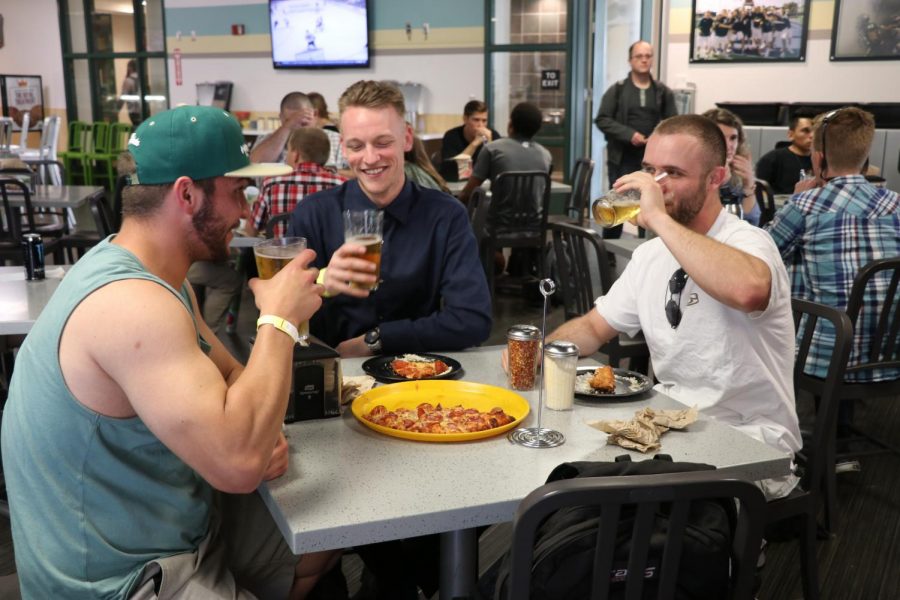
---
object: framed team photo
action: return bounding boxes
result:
[688,0,811,63]
[830,0,900,61]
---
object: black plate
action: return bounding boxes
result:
[362,354,464,383]
[574,366,653,399]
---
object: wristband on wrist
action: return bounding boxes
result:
[316,268,333,298]
[257,315,300,345]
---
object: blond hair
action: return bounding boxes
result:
[338,80,405,119]
[812,107,875,173]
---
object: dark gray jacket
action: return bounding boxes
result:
[593,77,677,167]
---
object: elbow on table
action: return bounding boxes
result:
[204,455,268,495]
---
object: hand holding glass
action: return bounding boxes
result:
[343,210,383,291]
[592,172,668,228]
[253,237,310,342]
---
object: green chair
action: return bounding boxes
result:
[58,120,90,185]
[82,122,111,186]
[88,122,130,192]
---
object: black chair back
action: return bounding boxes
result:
[549,221,615,320]
[112,173,128,232]
[564,157,595,225]
[791,298,853,511]
[844,256,900,383]
[489,170,550,235]
[265,213,292,239]
[0,179,36,263]
[755,178,776,227]
[506,471,767,600]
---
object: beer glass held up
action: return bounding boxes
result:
[342,209,383,291]
[592,171,668,228]
[253,236,310,342]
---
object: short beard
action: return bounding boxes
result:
[191,188,232,263]
[668,174,710,225]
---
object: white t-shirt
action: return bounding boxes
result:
[597,209,801,458]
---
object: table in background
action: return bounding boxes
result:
[0,266,67,336]
[603,235,646,260]
[5,185,107,235]
[260,345,791,599]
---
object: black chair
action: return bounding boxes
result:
[265,212,292,239]
[48,190,115,263]
[480,170,551,295]
[755,178,776,227]
[764,298,852,600]
[505,471,767,600]
[548,157,594,227]
[835,257,900,458]
[549,221,651,373]
[0,178,38,265]
[112,173,128,232]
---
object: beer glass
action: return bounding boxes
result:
[592,172,668,228]
[253,237,310,342]
[343,210,383,291]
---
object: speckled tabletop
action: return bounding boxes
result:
[259,345,791,556]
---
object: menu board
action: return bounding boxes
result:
[0,74,44,129]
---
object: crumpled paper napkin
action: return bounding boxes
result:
[586,406,699,452]
[341,375,376,406]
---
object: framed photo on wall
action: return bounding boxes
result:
[688,0,811,63]
[0,74,44,129]
[830,0,900,61]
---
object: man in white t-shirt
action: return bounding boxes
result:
[543,114,801,499]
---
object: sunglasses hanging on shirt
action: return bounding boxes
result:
[665,268,689,329]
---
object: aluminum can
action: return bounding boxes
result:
[22,233,45,280]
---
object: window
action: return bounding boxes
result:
[60,0,169,126]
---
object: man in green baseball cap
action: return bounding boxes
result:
[1,105,341,598]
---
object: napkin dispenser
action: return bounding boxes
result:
[286,342,342,423]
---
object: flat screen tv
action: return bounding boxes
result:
[269,0,370,69]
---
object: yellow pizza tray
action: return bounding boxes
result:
[351,380,530,442]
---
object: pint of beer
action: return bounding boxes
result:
[253,237,310,341]
[592,171,668,228]
[592,193,642,228]
[343,210,383,291]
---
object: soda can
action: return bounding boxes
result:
[22,233,46,281]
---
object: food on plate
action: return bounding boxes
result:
[390,354,451,379]
[589,365,616,393]
[364,402,515,434]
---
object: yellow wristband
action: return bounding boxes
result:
[256,315,300,345]
[316,268,333,298]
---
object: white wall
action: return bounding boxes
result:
[167,51,485,116]
[0,0,66,111]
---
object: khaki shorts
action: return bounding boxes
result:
[129,492,297,600]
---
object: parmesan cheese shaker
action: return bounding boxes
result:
[544,341,579,411]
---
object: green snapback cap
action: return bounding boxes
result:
[128,105,292,184]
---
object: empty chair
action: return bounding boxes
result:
[549,221,650,373]
[836,256,900,458]
[18,112,31,149]
[764,298,852,600]
[549,157,594,226]
[87,122,131,191]
[0,179,38,265]
[18,116,64,185]
[505,470,767,600]
[58,120,91,184]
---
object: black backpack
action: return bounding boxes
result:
[484,455,739,600]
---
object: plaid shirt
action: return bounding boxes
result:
[253,163,346,237]
[765,175,900,381]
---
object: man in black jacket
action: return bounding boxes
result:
[594,41,677,239]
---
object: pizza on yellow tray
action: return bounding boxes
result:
[364,402,515,434]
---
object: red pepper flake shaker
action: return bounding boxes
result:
[507,324,541,390]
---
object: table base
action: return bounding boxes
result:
[508,427,565,448]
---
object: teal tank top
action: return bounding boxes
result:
[1,237,215,598]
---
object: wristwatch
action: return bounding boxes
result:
[364,327,382,353]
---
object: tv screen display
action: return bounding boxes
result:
[269,0,370,69]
